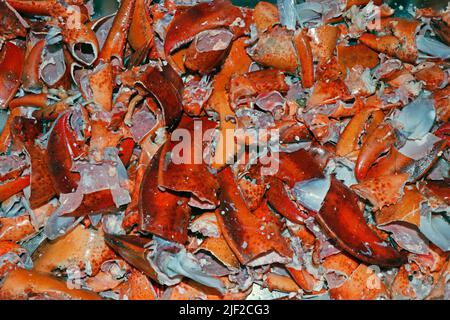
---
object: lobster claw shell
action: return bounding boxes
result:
[11,117,56,209]
[196,235,240,271]
[117,137,135,167]
[351,173,409,211]
[345,0,383,9]
[158,116,219,207]
[433,86,450,123]
[184,28,234,74]
[365,138,447,182]
[237,173,266,211]
[293,30,315,88]
[277,149,405,266]
[434,122,450,146]
[136,65,183,131]
[46,110,86,194]
[309,25,339,65]
[216,167,293,266]
[275,149,324,188]
[118,269,157,300]
[317,177,407,267]
[336,108,372,157]
[104,234,158,280]
[355,123,396,181]
[308,78,352,107]
[9,93,48,110]
[389,18,419,63]
[99,0,136,65]
[64,24,100,67]
[0,107,23,153]
[420,180,450,206]
[329,264,389,300]
[250,26,298,74]
[164,0,245,57]
[375,185,423,226]
[0,154,27,184]
[0,42,25,108]
[89,14,115,51]
[414,64,446,91]
[207,37,251,169]
[0,241,29,272]
[128,0,154,53]
[336,108,384,157]
[139,147,191,244]
[266,177,308,223]
[21,39,45,91]
[46,112,122,218]
[264,272,301,293]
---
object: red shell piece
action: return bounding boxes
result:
[266,177,309,224]
[216,167,292,265]
[7,0,54,16]
[11,117,56,209]
[104,234,158,279]
[139,147,191,244]
[118,138,135,167]
[0,42,25,108]
[184,29,232,74]
[46,112,83,194]
[355,123,397,181]
[98,0,136,64]
[21,39,45,91]
[164,0,244,57]
[0,175,30,202]
[275,149,324,188]
[317,178,407,267]
[0,1,27,40]
[434,122,450,147]
[422,180,450,205]
[294,30,315,88]
[138,66,183,131]
[275,149,405,266]
[9,93,48,110]
[158,116,220,206]
[64,190,116,218]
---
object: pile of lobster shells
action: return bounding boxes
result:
[0,0,449,300]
